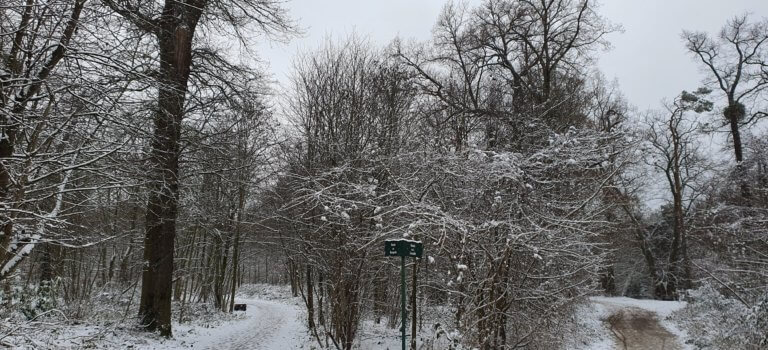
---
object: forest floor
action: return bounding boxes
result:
[1,285,695,349]
[177,294,693,350]
[0,284,312,350]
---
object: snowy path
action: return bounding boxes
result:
[173,295,690,350]
[604,308,680,349]
[186,298,306,350]
[590,297,689,350]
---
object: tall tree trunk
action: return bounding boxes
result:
[139,7,201,336]
[289,259,297,296]
[228,187,245,313]
[668,150,684,295]
[317,271,325,327]
[373,275,385,324]
[99,245,108,286]
[213,235,224,310]
[725,100,751,199]
[410,260,418,350]
[200,236,214,303]
[264,255,269,283]
[38,243,58,283]
[119,205,138,285]
[306,264,315,330]
[727,102,745,164]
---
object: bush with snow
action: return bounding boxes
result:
[0,279,59,321]
[671,283,767,350]
[236,283,292,301]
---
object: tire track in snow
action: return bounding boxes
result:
[199,299,304,350]
[593,298,685,350]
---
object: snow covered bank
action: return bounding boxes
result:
[564,299,616,350]
[0,284,308,349]
[2,288,715,350]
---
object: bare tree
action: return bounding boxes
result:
[475,0,618,105]
[0,0,87,281]
[397,0,619,155]
[392,2,633,347]
[683,14,768,197]
[101,0,295,336]
[585,72,632,295]
[645,90,713,295]
[0,0,137,283]
[276,38,419,349]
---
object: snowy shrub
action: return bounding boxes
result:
[672,283,766,350]
[747,293,768,348]
[2,280,60,320]
[420,323,465,350]
[54,284,136,322]
[237,283,291,301]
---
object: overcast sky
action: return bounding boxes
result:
[257,0,768,110]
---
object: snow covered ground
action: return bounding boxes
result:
[2,286,697,350]
[174,298,307,350]
[569,296,693,350]
[0,284,311,350]
[164,295,693,350]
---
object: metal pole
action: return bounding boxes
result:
[401,255,406,350]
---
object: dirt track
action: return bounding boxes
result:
[605,308,682,350]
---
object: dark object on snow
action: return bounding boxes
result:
[234,304,247,311]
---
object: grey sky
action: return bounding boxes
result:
[253,0,767,211]
[257,0,768,110]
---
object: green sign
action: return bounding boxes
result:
[385,239,423,258]
[384,239,424,350]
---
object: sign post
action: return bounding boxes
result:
[400,255,405,350]
[384,239,423,350]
